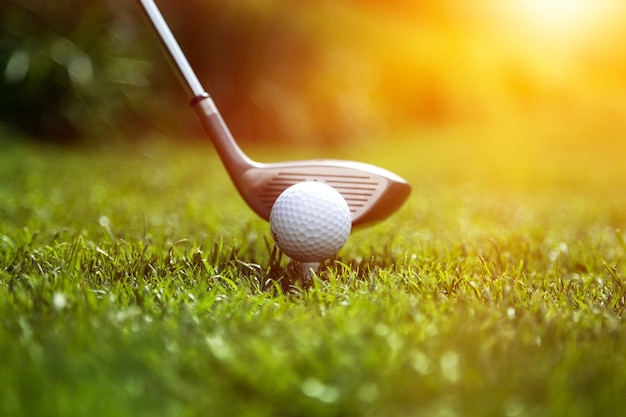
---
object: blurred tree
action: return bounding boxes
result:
[0,0,153,142]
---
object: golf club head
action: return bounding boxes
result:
[236,160,411,227]
[192,102,412,227]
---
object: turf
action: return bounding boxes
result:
[1,124,626,417]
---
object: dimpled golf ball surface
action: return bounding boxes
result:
[270,181,351,262]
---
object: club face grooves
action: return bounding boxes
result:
[256,171,387,218]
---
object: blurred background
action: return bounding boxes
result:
[1,0,626,146]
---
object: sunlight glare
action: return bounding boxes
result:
[521,0,595,33]
[491,0,619,45]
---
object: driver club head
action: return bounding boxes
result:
[236,159,411,227]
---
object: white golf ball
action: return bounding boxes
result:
[270,181,352,262]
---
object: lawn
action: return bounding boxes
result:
[1,121,626,417]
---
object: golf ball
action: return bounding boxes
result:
[270,181,351,262]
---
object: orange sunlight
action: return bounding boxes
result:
[412,0,626,133]
[507,0,610,36]
[483,0,623,49]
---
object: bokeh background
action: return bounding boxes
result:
[2,0,626,146]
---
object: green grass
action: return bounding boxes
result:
[2,124,626,417]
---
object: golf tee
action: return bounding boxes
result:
[300,262,320,283]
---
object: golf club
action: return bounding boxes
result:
[137,0,411,227]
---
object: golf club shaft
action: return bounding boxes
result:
[137,0,255,177]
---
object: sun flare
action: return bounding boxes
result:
[518,0,596,33]
[489,0,621,45]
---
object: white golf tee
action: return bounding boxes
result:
[300,262,320,283]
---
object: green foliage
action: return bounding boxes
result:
[2,128,626,416]
[0,0,156,142]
